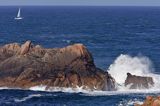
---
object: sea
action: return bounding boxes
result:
[0,6,160,106]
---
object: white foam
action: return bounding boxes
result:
[107,54,160,91]
[62,39,71,43]
[29,85,47,91]
[118,99,143,106]
[108,54,154,84]
[29,85,90,93]
[14,94,42,102]
[28,85,160,96]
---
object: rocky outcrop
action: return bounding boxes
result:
[0,41,116,91]
[125,73,154,89]
[20,40,31,55]
[135,96,160,106]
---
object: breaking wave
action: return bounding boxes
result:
[108,54,154,84]
[14,94,42,102]
[29,85,90,93]
[108,54,160,91]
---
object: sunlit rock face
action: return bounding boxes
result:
[0,41,116,91]
[125,73,154,89]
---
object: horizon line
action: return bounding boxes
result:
[0,5,160,7]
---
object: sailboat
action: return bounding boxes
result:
[15,8,23,20]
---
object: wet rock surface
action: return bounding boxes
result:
[0,41,116,91]
[125,73,154,89]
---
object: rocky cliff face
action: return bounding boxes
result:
[125,73,154,89]
[0,41,116,91]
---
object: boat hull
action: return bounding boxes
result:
[14,17,23,20]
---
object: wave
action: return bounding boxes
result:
[14,94,42,102]
[29,85,91,93]
[0,86,160,96]
[62,39,71,44]
[118,98,143,106]
[108,54,154,84]
[108,54,160,91]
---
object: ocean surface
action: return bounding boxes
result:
[0,6,160,105]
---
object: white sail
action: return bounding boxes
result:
[17,8,21,18]
[15,8,23,20]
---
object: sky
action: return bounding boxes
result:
[0,0,160,6]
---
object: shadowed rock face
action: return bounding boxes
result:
[0,41,116,91]
[125,73,154,89]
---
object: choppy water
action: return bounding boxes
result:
[0,89,149,106]
[0,6,160,105]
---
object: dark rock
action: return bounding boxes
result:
[125,73,154,89]
[0,41,116,91]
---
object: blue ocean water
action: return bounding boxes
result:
[0,6,160,105]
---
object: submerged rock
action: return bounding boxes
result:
[0,41,116,91]
[125,73,154,89]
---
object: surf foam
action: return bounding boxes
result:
[14,94,42,102]
[107,54,160,91]
[118,98,143,106]
[29,85,91,93]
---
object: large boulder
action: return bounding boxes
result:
[0,41,116,91]
[125,73,154,89]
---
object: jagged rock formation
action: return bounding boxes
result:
[20,41,31,55]
[125,73,154,89]
[0,41,116,91]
